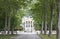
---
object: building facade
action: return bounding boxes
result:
[21,16,35,32]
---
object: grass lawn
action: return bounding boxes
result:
[0,34,15,39]
[38,34,56,39]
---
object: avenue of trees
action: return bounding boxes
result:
[30,0,60,39]
[0,0,60,39]
[0,0,26,34]
[25,0,60,39]
[31,0,56,36]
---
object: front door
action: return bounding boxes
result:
[25,25,32,32]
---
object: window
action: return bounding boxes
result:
[26,21,27,23]
[26,25,28,27]
[31,24,32,27]
[31,21,32,23]
[26,25,30,27]
[29,21,30,23]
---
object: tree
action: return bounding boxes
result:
[48,0,53,36]
[0,0,26,34]
[56,0,60,39]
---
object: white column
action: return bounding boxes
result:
[30,21,32,31]
[30,21,31,28]
[25,21,26,31]
[32,21,35,32]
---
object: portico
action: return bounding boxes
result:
[21,16,35,32]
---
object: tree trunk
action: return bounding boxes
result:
[43,8,47,35]
[56,12,60,39]
[43,0,47,35]
[41,21,43,34]
[4,12,7,34]
[43,14,47,35]
[49,20,52,36]
[11,9,17,34]
[4,0,8,35]
[11,27,14,34]
[7,16,11,34]
[48,1,53,36]
[44,21,47,35]
[56,0,60,39]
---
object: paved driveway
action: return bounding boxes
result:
[11,34,41,39]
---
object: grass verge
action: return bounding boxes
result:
[38,34,56,39]
[0,34,15,39]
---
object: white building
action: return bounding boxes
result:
[21,16,35,32]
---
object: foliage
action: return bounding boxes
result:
[0,0,26,31]
[31,0,56,30]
